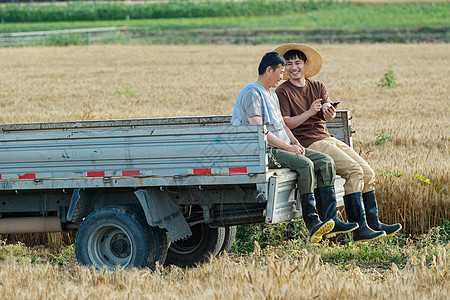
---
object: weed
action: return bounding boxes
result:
[438,220,450,244]
[0,242,30,260]
[115,87,137,97]
[59,244,76,262]
[231,220,309,254]
[30,252,38,264]
[391,170,404,178]
[375,132,392,147]
[377,170,404,177]
[414,174,431,185]
[48,253,65,265]
[376,170,391,177]
[46,245,76,266]
[378,69,399,88]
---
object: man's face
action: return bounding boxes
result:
[285,56,308,80]
[268,64,285,88]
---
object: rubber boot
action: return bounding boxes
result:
[315,186,359,239]
[344,192,386,246]
[363,190,402,237]
[300,193,335,244]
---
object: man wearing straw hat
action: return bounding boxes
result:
[231,51,360,244]
[273,43,402,245]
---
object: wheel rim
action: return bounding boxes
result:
[169,223,205,255]
[88,223,133,271]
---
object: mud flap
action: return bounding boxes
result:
[134,189,192,242]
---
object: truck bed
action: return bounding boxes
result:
[0,112,352,192]
[0,116,268,190]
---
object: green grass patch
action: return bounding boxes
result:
[0,0,340,23]
[0,241,76,266]
[233,220,450,270]
[0,2,448,33]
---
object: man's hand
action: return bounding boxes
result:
[308,99,322,116]
[322,102,336,121]
[285,144,305,155]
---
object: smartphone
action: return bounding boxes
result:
[331,101,340,107]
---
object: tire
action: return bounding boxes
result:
[219,226,237,253]
[153,227,170,266]
[75,206,155,271]
[121,204,170,267]
[165,223,225,267]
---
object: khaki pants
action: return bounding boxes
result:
[270,148,335,196]
[308,137,375,194]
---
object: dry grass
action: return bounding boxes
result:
[0,250,450,299]
[0,44,449,235]
[0,245,448,300]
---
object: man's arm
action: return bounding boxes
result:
[320,82,336,121]
[283,99,322,129]
[248,116,304,155]
[282,118,305,155]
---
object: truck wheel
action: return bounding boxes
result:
[75,206,155,271]
[121,204,170,267]
[219,226,237,253]
[153,227,170,266]
[165,223,225,267]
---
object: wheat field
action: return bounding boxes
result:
[0,246,448,300]
[0,43,448,234]
[0,43,449,299]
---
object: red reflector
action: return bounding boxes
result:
[19,173,36,179]
[87,171,105,177]
[229,167,247,174]
[122,170,140,176]
[193,168,211,175]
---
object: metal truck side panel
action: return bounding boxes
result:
[265,172,298,224]
[0,124,267,190]
[326,110,353,147]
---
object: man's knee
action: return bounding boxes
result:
[284,154,314,176]
[346,160,364,178]
[275,150,315,173]
[295,156,314,171]
[321,153,334,165]
[316,153,335,173]
[363,167,376,184]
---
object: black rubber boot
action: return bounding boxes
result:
[362,190,402,237]
[315,186,359,239]
[344,192,386,246]
[300,193,335,244]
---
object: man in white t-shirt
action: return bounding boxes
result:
[231,52,359,244]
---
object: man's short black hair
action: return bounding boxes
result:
[284,49,307,62]
[258,52,286,75]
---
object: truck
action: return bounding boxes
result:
[0,111,353,270]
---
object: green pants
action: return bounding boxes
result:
[269,148,336,195]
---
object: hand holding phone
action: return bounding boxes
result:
[325,101,339,119]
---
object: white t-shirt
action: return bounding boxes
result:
[238,87,291,145]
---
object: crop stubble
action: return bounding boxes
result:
[0,43,448,233]
[0,248,448,299]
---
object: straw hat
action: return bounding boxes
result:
[272,43,323,79]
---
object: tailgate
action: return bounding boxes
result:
[264,169,345,224]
